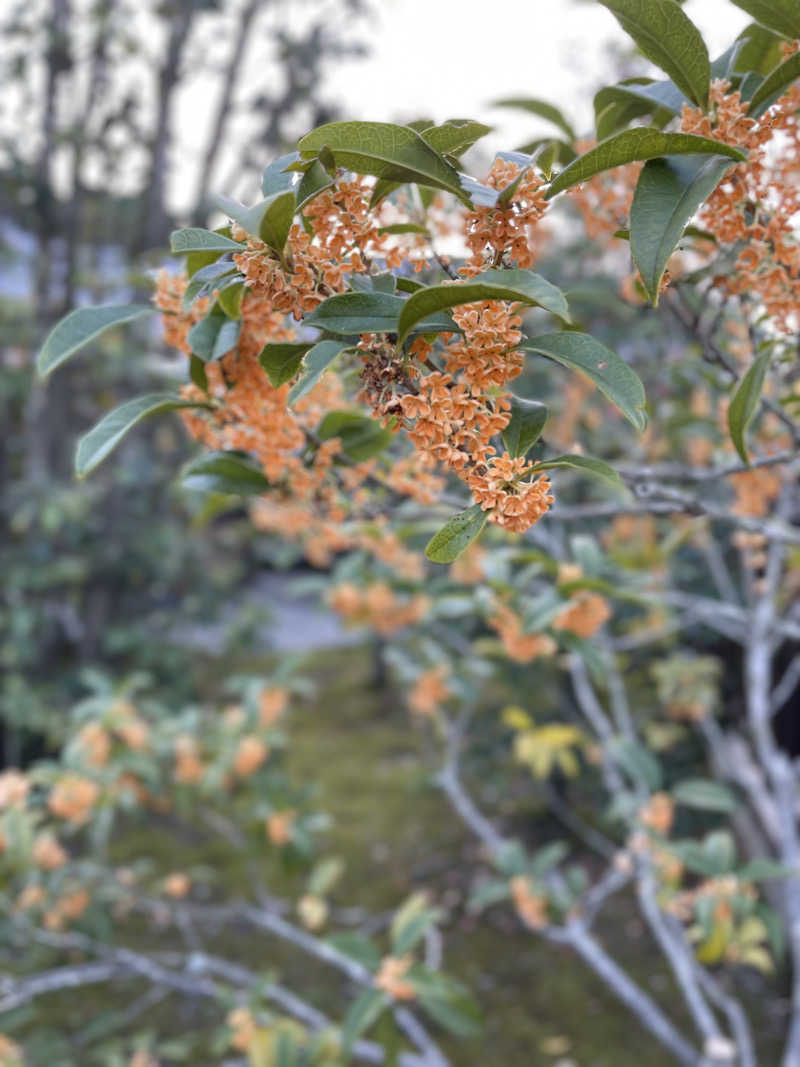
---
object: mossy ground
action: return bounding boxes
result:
[9,645,785,1066]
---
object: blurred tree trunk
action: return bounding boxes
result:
[191,0,264,226]
[138,0,199,252]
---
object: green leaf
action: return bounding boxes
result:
[37,304,154,377]
[288,340,349,406]
[613,737,663,790]
[502,399,549,457]
[182,451,268,495]
[303,291,454,337]
[392,909,441,956]
[182,260,238,308]
[216,280,244,318]
[425,504,488,564]
[598,0,710,108]
[748,51,800,115]
[631,154,734,304]
[397,269,570,345]
[594,78,689,141]
[298,121,465,200]
[316,411,393,461]
[340,989,387,1051]
[261,151,299,196]
[532,453,624,490]
[170,227,244,253]
[421,118,493,156]
[258,342,313,387]
[213,190,295,253]
[729,0,800,40]
[326,933,382,971]
[377,222,431,236]
[545,129,746,199]
[672,778,738,813]
[187,304,241,362]
[493,97,576,140]
[75,394,204,477]
[738,858,795,882]
[728,351,770,463]
[521,333,647,431]
[296,159,335,212]
[733,22,786,75]
[703,830,737,875]
[530,841,569,876]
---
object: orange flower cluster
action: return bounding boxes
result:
[552,590,611,639]
[407,665,451,716]
[681,74,800,333]
[43,886,90,930]
[488,599,556,664]
[328,582,430,635]
[510,875,548,930]
[32,833,67,871]
[463,157,549,270]
[374,954,416,999]
[47,775,100,824]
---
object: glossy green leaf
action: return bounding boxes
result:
[341,988,387,1051]
[75,394,204,477]
[316,410,393,461]
[421,118,492,156]
[672,778,738,813]
[521,333,647,431]
[182,451,269,495]
[170,228,244,253]
[728,351,770,463]
[545,129,746,199]
[631,154,734,304]
[187,305,241,362]
[213,190,295,253]
[397,269,570,345]
[501,399,548,457]
[493,97,576,140]
[261,151,299,196]
[258,342,313,387]
[426,504,488,564]
[37,304,154,377]
[729,0,800,39]
[748,51,800,115]
[733,22,786,75]
[303,291,454,337]
[533,453,624,489]
[288,340,349,406]
[298,121,465,200]
[598,0,710,107]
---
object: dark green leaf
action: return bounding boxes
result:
[37,304,154,377]
[421,118,493,156]
[729,0,800,39]
[288,340,349,406]
[261,151,299,196]
[189,354,208,391]
[533,453,624,490]
[316,411,393,461]
[182,451,269,495]
[738,858,795,881]
[728,351,771,464]
[545,129,746,199]
[296,159,335,211]
[598,0,710,108]
[75,394,204,477]
[258,342,313,387]
[493,97,576,141]
[303,291,454,337]
[521,333,647,431]
[733,22,786,75]
[213,190,295,253]
[187,305,241,362]
[502,399,548,457]
[426,504,488,564]
[216,280,244,318]
[613,737,663,790]
[341,989,388,1051]
[672,778,738,812]
[748,51,800,115]
[631,154,734,303]
[298,121,465,201]
[397,269,570,344]
[170,228,244,253]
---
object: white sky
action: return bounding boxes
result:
[323,0,749,154]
